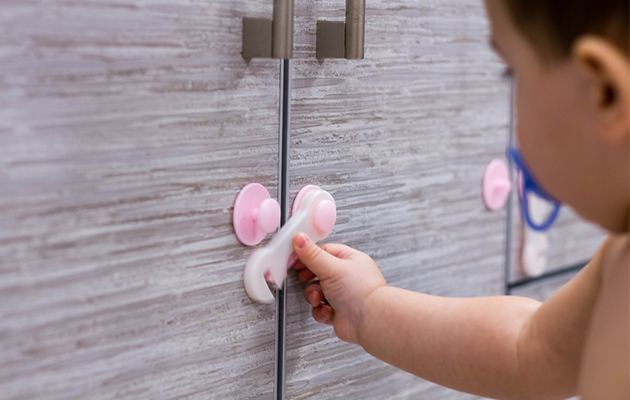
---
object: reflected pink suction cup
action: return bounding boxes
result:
[482,159,512,211]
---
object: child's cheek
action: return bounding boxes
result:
[513,71,566,196]
[514,65,592,205]
[514,73,549,160]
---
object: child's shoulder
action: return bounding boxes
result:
[584,232,628,282]
[598,233,629,281]
[578,232,628,400]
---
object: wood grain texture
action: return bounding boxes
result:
[508,193,607,283]
[0,1,281,398]
[285,1,509,398]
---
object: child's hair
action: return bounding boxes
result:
[503,0,629,59]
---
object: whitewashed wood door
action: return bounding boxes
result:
[0,1,281,399]
[285,1,509,398]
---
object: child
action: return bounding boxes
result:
[290,0,629,398]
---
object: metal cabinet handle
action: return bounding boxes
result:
[317,0,365,60]
[242,0,294,60]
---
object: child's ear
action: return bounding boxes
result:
[572,36,629,146]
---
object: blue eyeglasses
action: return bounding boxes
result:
[506,147,561,231]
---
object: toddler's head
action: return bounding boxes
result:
[485,0,629,232]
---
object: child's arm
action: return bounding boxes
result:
[291,233,606,400]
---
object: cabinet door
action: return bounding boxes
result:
[0,2,279,398]
[286,1,509,398]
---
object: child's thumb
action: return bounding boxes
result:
[293,233,335,279]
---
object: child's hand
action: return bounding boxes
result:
[291,233,387,345]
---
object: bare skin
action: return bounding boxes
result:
[289,0,629,398]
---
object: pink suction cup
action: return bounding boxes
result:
[313,200,336,234]
[292,185,320,215]
[233,183,281,246]
[264,185,327,285]
[482,159,512,211]
[256,185,337,289]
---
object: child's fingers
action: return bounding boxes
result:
[319,243,356,260]
[292,243,353,271]
[312,305,334,325]
[304,281,325,307]
[292,234,337,279]
[298,268,316,282]
[292,259,306,270]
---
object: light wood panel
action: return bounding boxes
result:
[0,1,280,398]
[285,0,509,398]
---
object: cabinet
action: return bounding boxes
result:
[0,1,280,398]
[0,1,607,399]
[285,1,509,398]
